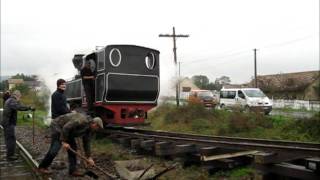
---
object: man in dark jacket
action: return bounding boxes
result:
[1,90,34,160]
[52,79,70,119]
[38,112,103,176]
[80,61,95,116]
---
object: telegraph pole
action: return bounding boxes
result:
[254,49,258,88]
[159,27,189,106]
[178,61,181,101]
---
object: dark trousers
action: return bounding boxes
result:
[38,132,78,174]
[83,81,95,114]
[3,125,16,157]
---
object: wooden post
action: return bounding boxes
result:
[32,110,35,145]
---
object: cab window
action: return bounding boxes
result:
[238,90,245,99]
[220,91,228,98]
[227,91,236,99]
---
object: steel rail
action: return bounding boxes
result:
[104,128,320,157]
[106,126,320,149]
[0,125,45,180]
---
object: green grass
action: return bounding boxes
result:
[273,107,320,113]
[211,167,254,180]
[17,110,48,128]
[147,104,320,143]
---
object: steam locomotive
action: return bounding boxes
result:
[65,45,160,125]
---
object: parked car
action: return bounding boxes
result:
[188,90,218,108]
[219,88,272,114]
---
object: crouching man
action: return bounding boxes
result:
[38,112,103,177]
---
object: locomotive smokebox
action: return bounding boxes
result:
[72,54,85,71]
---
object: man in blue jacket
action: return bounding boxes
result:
[51,79,70,119]
[1,90,34,160]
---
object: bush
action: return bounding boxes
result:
[191,118,212,133]
[164,103,215,123]
[292,112,320,142]
[228,112,273,133]
[17,87,50,112]
[149,103,175,120]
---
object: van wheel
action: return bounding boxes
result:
[220,104,225,110]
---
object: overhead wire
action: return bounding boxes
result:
[175,33,317,79]
[262,34,317,49]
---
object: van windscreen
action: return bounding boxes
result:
[243,89,266,97]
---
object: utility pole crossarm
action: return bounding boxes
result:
[159,34,190,38]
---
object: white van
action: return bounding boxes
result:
[219,88,272,114]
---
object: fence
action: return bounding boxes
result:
[272,99,320,111]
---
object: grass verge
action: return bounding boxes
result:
[147,103,320,143]
[17,110,48,128]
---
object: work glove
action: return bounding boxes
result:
[29,106,36,111]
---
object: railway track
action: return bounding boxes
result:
[104,126,320,180]
[0,126,42,180]
[107,126,320,155]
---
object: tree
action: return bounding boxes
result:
[192,75,210,89]
[206,82,216,90]
[0,80,8,91]
[215,76,231,85]
[0,82,2,91]
[12,84,30,95]
[11,73,36,81]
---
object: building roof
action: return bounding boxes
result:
[180,77,200,91]
[250,70,320,92]
[8,79,24,84]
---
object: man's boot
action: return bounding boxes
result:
[70,169,84,177]
[38,168,52,174]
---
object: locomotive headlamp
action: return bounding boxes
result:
[109,48,122,67]
[145,52,155,70]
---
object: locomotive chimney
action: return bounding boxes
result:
[72,54,85,71]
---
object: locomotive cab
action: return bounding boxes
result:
[66,45,160,125]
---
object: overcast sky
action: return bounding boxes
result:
[1,0,319,94]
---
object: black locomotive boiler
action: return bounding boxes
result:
[65,45,160,125]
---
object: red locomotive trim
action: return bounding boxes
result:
[94,102,156,125]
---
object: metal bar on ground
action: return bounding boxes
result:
[138,164,154,180]
[67,146,117,179]
[201,150,259,162]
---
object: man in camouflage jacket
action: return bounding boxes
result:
[38,112,103,177]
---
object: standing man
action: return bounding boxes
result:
[1,90,34,160]
[38,112,103,176]
[52,79,70,119]
[80,61,95,116]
